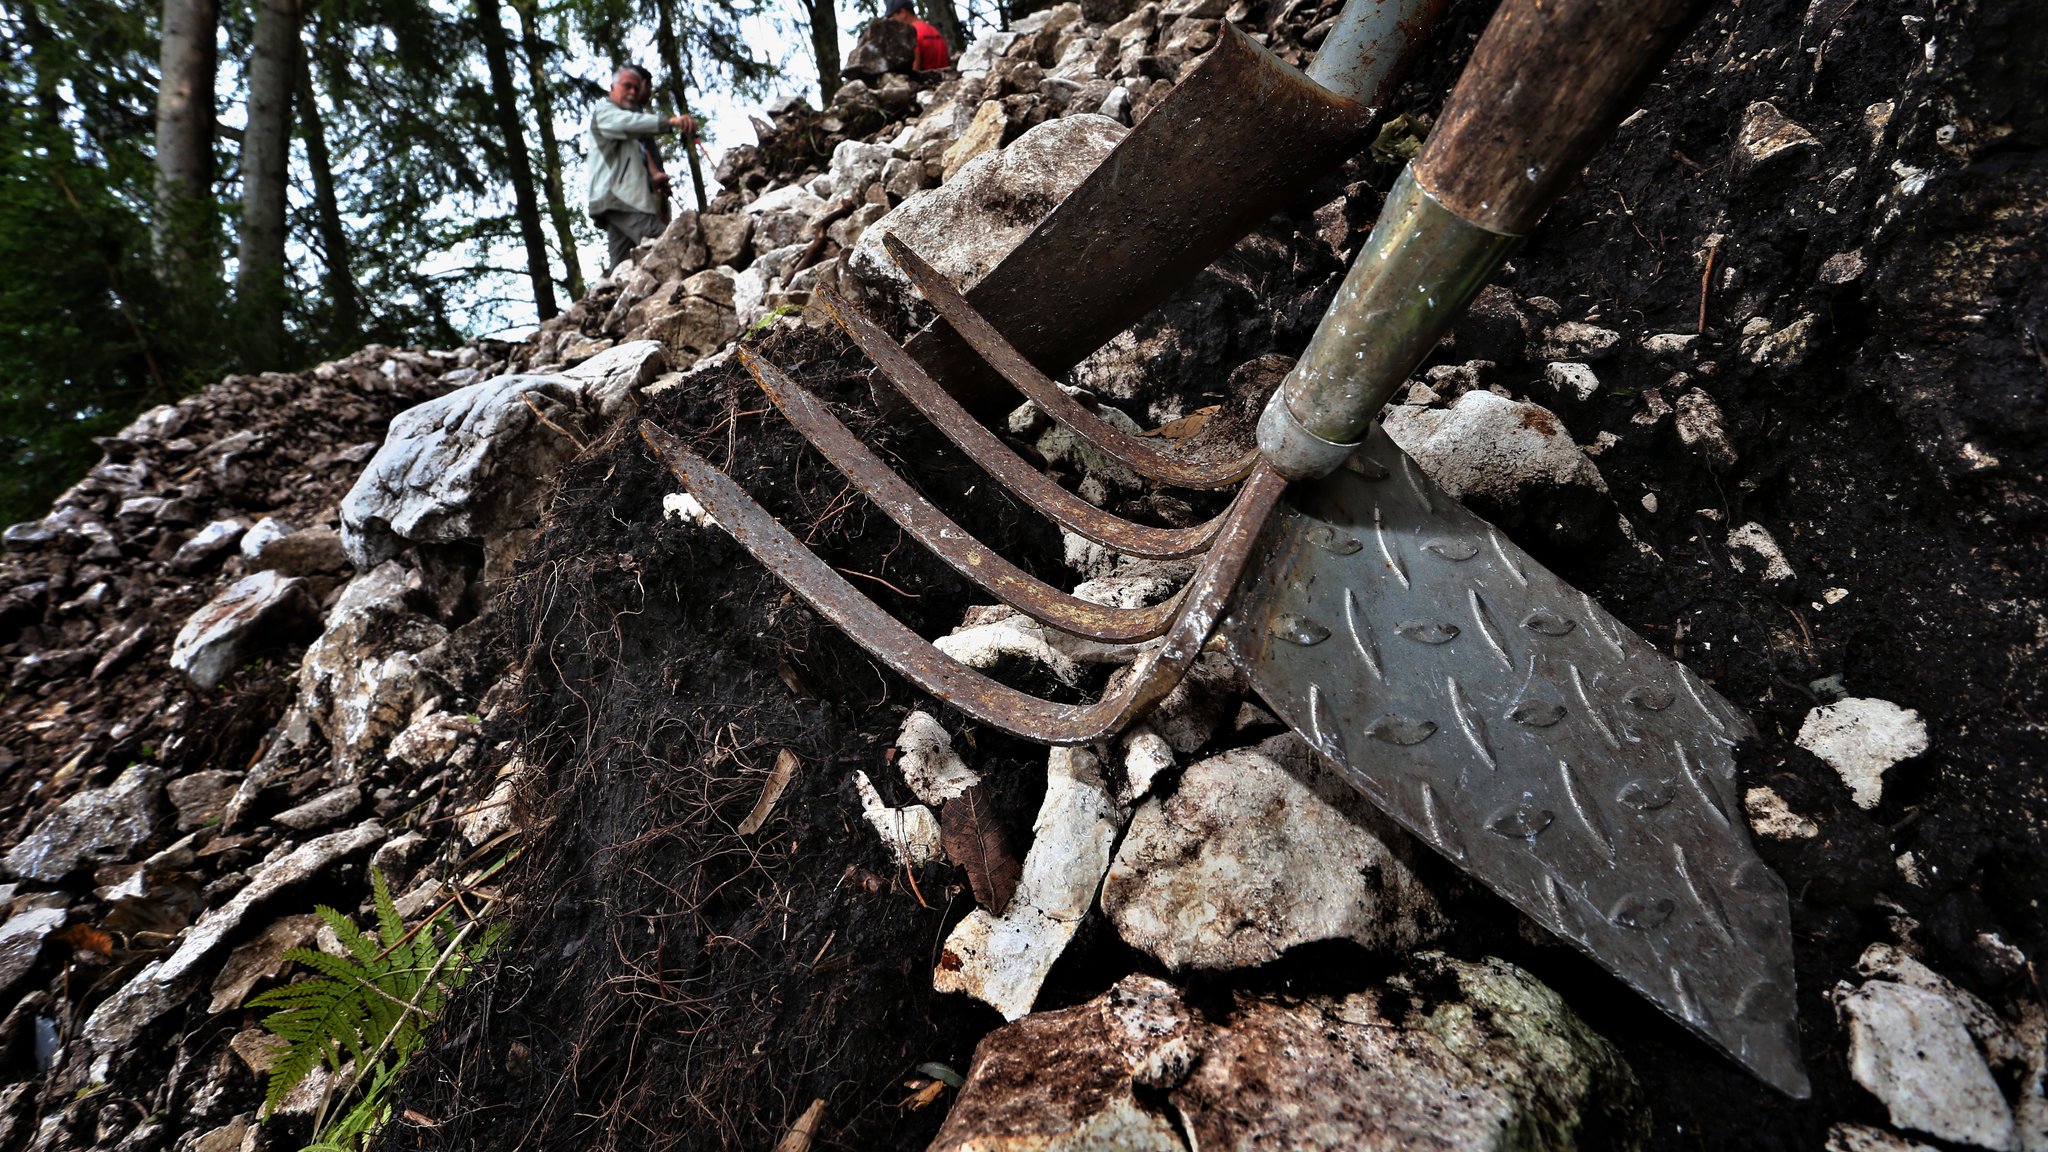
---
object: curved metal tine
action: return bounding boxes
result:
[883,232,1259,490]
[740,349,1180,644]
[819,290,1225,561]
[639,420,1288,745]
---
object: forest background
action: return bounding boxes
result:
[0,0,1011,526]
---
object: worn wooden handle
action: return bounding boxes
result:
[1413,0,1707,234]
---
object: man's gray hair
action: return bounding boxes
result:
[618,63,652,84]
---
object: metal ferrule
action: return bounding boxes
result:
[1262,164,1521,477]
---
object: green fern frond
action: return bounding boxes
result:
[241,873,500,1145]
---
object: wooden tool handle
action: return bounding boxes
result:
[1414,0,1706,235]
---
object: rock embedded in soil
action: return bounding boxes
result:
[1797,697,1930,809]
[1736,100,1821,167]
[896,711,981,805]
[1534,320,1620,362]
[1835,977,2020,1151]
[1543,361,1601,401]
[934,955,1647,1152]
[4,764,164,882]
[294,562,449,777]
[169,570,320,691]
[934,746,1122,1020]
[1726,520,1795,582]
[853,769,944,867]
[1381,389,1608,503]
[1675,387,1739,470]
[1744,785,1821,839]
[1102,734,1444,970]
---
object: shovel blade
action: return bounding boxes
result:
[1218,425,1808,1097]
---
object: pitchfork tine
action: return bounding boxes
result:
[819,290,1226,560]
[639,420,1288,745]
[739,349,1184,644]
[882,232,1259,490]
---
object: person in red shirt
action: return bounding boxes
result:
[885,0,951,71]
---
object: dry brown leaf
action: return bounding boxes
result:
[939,783,1021,915]
[737,749,799,835]
[1141,405,1219,440]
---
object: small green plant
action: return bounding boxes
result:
[248,869,501,1151]
[742,303,804,341]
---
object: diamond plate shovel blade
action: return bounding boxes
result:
[1216,425,1809,1098]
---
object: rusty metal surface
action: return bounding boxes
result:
[822,290,1227,560]
[641,418,1286,745]
[906,23,1380,417]
[886,235,1258,490]
[1218,425,1808,1097]
[740,349,1182,644]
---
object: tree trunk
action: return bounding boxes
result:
[805,0,840,109]
[476,0,559,321]
[511,0,585,301]
[651,0,708,212]
[922,0,965,54]
[296,41,357,339]
[153,0,219,285]
[235,0,299,368]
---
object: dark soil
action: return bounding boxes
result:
[395,0,2047,1148]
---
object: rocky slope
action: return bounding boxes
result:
[2,0,2044,1150]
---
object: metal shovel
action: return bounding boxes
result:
[641,0,1808,1097]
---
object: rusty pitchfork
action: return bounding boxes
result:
[641,0,1810,1098]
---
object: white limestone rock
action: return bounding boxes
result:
[4,764,164,882]
[169,518,248,572]
[1836,978,2019,1150]
[933,746,1123,1020]
[1798,698,1930,809]
[1744,785,1820,839]
[0,902,69,999]
[340,342,664,567]
[1381,389,1608,504]
[1103,734,1444,970]
[846,115,1128,325]
[170,571,318,691]
[896,711,981,805]
[1727,520,1795,581]
[1543,361,1601,401]
[296,562,448,777]
[1738,101,1821,166]
[1676,387,1740,469]
[1535,320,1620,361]
[853,769,943,868]
[828,139,897,203]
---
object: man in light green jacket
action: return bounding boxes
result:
[588,64,697,272]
